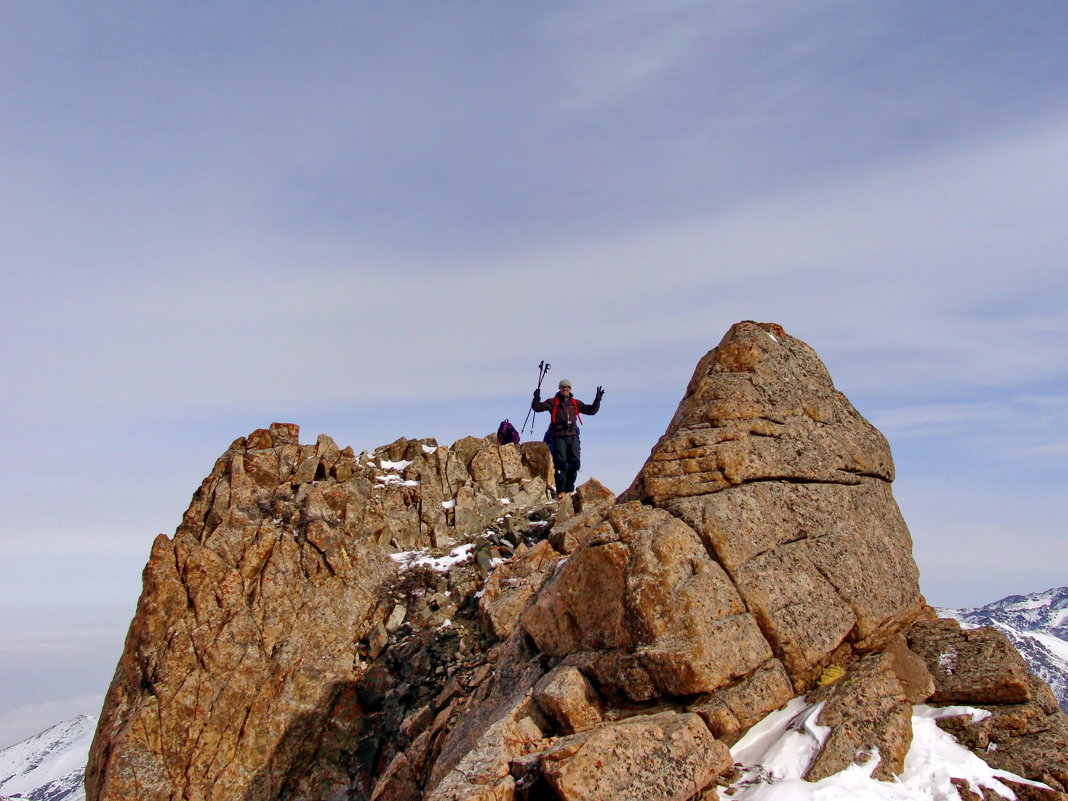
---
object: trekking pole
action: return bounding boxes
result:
[521,361,550,435]
[521,361,548,435]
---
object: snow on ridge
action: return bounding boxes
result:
[390,543,475,572]
[730,697,830,784]
[727,702,1047,800]
[943,586,1068,624]
[374,473,420,487]
[1031,630,1068,663]
[370,457,420,488]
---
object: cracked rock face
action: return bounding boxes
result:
[623,321,923,685]
[537,711,731,801]
[522,502,772,700]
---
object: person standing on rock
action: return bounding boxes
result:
[532,378,603,495]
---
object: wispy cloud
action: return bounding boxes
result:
[1024,442,1068,457]
[868,395,1068,474]
[12,108,1064,422]
[540,0,860,113]
[868,402,1004,439]
[541,1,714,111]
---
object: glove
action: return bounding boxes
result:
[533,389,541,402]
[595,386,604,401]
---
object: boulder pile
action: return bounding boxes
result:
[86,321,1068,801]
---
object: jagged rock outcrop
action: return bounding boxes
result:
[86,427,554,801]
[804,653,913,781]
[88,321,1068,801]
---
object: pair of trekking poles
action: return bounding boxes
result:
[521,360,551,436]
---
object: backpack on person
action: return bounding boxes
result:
[550,396,582,430]
[542,427,556,461]
[497,419,520,446]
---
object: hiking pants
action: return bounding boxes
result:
[552,435,580,493]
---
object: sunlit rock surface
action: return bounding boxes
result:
[86,322,1068,801]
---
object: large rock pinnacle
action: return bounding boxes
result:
[615,320,923,684]
[624,320,894,501]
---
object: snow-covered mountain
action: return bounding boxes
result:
[940,585,1068,712]
[0,715,94,801]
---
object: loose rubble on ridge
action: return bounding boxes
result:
[86,322,1068,801]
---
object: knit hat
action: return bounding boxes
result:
[559,379,572,389]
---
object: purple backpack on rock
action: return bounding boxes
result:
[496,419,520,446]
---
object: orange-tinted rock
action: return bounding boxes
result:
[479,540,560,640]
[805,654,913,781]
[882,632,936,703]
[908,618,1033,705]
[523,503,771,699]
[623,322,894,503]
[538,712,729,801]
[621,322,922,687]
[86,322,1068,800]
[532,666,604,735]
[689,659,794,743]
[934,673,1068,793]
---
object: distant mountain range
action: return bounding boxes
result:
[0,715,94,801]
[940,585,1068,712]
[2,588,1064,800]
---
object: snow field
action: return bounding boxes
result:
[727,701,1050,801]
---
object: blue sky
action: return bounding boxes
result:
[1,1,1066,745]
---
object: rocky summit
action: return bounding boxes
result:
[86,321,1068,801]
